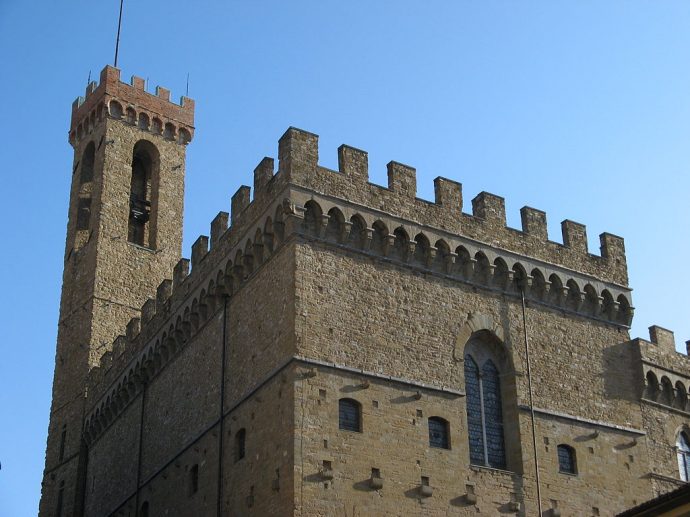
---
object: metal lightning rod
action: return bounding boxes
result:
[114,0,124,67]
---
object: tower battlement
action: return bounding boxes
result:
[69,65,194,147]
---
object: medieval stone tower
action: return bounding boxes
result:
[42,66,690,517]
[40,67,194,516]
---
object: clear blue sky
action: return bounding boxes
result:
[1,1,689,514]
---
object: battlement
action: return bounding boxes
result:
[69,65,195,147]
[635,325,690,412]
[250,127,628,285]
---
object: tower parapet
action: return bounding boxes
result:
[69,66,194,147]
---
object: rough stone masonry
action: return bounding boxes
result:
[40,65,690,516]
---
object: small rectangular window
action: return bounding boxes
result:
[338,399,362,432]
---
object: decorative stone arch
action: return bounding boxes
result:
[453,312,505,362]
[348,214,367,249]
[530,268,547,300]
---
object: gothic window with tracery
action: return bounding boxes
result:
[465,354,506,469]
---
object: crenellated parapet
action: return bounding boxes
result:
[634,326,690,413]
[69,65,194,147]
[264,127,628,286]
[81,126,636,445]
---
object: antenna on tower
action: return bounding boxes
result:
[87,70,91,84]
[114,0,124,68]
[186,73,190,97]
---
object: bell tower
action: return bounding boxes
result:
[39,66,194,516]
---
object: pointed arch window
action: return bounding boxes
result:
[465,355,506,469]
[678,432,690,481]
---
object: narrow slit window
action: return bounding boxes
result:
[189,464,199,495]
[58,425,67,462]
[235,429,246,462]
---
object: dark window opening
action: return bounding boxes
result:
[339,398,362,432]
[557,444,577,474]
[140,501,149,517]
[56,481,65,517]
[189,464,199,495]
[127,142,157,247]
[76,198,91,231]
[80,142,95,184]
[235,429,246,462]
[58,425,67,462]
[428,417,450,449]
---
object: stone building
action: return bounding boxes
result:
[39,65,690,516]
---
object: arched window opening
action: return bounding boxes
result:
[126,107,136,125]
[455,246,473,278]
[474,253,491,285]
[303,201,323,235]
[128,141,158,248]
[151,118,162,135]
[661,377,674,406]
[676,382,688,410]
[348,215,366,249]
[138,113,150,131]
[392,227,409,261]
[235,428,246,462]
[178,128,192,145]
[464,336,510,470]
[325,208,344,242]
[339,398,362,432]
[413,233,430,266]
[428,417,450,449]
[163,122,176,140]
[557,444,577,474]
[371,221,388,254]
[189,464,199,495]
[80,142,95,184]
[140,501,149,517]
[530,269,546,300]
[678,432,690,482]
[548,274,565,305]
[109,100,123,119]
[433,240,450,272]
[644,370,659,401]
[492,259,509,289]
